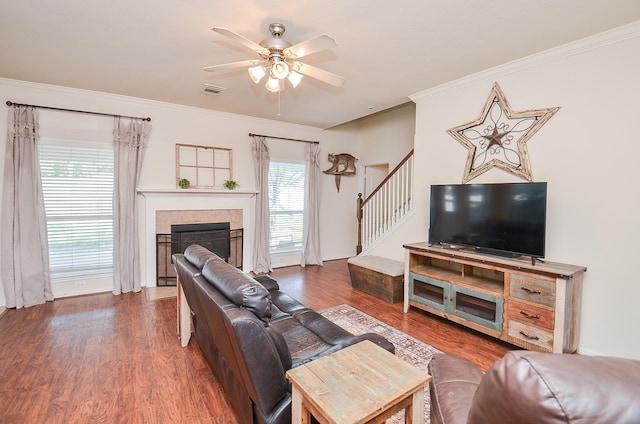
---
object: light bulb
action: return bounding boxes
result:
[265,77,280,93]
[271,61,289,79]
[287,71,303,88]
[248,66,266,84]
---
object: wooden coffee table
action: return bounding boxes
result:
[286,340,430,423]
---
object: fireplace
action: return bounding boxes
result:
[138,188,255,287]
[171,222,231,259]
[156,222,244,286]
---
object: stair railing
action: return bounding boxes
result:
[357,149,414,254]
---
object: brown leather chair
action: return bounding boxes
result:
[429,350,640,424]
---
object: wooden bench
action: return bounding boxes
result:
[347,255,404,304]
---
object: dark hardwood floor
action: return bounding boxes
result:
[0,259,514,423]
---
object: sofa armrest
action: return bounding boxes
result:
[428,353,483,424]
[254,274,280,291]
[468,350,640,424]
[291,308,395,355]
[342,333,395,354]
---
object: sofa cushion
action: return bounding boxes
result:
[468,350,640,424]
[183,244,219,271]
[201,257,272,324]
[269,315,339,367]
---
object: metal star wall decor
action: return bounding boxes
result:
[447,82,559,183]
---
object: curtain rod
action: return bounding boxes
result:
[5,101,151,122]
[249,132,319,145]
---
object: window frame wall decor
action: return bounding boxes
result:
[175,143,233,189]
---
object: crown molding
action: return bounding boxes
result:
[0,77,323,135]
[410,20,640,102]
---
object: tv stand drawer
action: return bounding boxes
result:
[508,320,553,351]
[510,274,555,307]
[508,299,554,330]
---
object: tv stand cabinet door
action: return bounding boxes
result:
[409,273,449,312]
[451,285,503,332]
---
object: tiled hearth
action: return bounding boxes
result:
[138,189,256,287]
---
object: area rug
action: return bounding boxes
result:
[320,304,440,424]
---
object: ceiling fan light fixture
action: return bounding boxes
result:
[206,22,345,100]
[248,66,266,84]
[271,61,289,79]
[287,71,303,88]
[265,76,281,93]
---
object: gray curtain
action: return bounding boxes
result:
[1,106,53,308]
[301,143,323,266]
[112,118,151,294]
[251,135,272,274]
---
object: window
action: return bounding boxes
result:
[39,140,114,280]
[268,161,305,252]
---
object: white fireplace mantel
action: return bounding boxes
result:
[138,188,258,196]
[138,188,257,287]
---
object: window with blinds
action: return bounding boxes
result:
[39,140,114,280]
[268,161,305,252]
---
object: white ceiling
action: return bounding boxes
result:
[1,1,639,129]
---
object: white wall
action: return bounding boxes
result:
[355,103,416,170]
[404,22,640,359]
[0,78,358,304]
[316,105,417,262]
[317,123,363,261]
[352,103,417,261]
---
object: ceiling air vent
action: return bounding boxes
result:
[203,84,225,95]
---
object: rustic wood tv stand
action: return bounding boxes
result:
[403,242,586,353]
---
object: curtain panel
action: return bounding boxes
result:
[1,106,53,308]
[301,143,323,266]
[251,135,272,274]
[112,118,151,294]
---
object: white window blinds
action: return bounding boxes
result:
[39,140,114,279]
[268,161,305,252]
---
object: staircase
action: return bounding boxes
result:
[357,149,414,254]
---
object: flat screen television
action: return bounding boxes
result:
[428,182,547,261]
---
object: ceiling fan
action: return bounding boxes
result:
[204,23,345,93]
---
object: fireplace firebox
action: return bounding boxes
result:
[156,222,243,286]
[171,222,230,260]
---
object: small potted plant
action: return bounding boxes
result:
[224,179,239,190]
[178,178,191,189]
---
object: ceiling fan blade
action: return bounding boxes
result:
[212,27,270,58]
[284,34,337,60]
[292,62,345,87]
[203,59,264,72]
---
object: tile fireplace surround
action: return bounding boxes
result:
[138,188,256,287]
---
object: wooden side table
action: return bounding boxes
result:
[286,340,430,423]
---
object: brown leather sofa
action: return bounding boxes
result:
[172,244,394,424]
[428,350,640,424]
